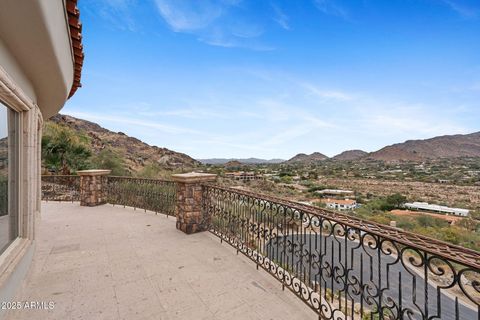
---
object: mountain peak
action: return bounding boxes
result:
[367,131,480,161]
[287,152,328,163]
[332,150,368,161]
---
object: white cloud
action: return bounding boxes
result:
[440,0,478,19]
[349,99,470,140]
[86,0,139,32]
[367,114,468,137]
[313,0,349,19]
[154,0,224,32]
[153,0,270,49]
[66,111,201,135]
[303,83,353,101]
[272,4,290,30]
[138,107,230,119]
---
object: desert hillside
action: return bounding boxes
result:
[286,152,328,163]
[332,150,368,161]
[367,131,480,161]
[48,114,200,174]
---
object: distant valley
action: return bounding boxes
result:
[49,114,480,173]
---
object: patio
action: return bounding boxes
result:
[5,202,315,320]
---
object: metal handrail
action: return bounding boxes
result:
[106,176,176,216]
[203,183,480,320]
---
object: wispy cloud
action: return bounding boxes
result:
[367,114,469,137]
[153,0,271,49]
[153,0,225,32]
[440,0,479,18]
[66,111,202,135]
[303,83,353,101]
[272,4,290,30]
[85,0,139,32]
[351,100,470,139]
[138,107,230,119]
[313,0,349,19]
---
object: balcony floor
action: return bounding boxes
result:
[6,202,315,320]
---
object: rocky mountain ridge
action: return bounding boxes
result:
[49,114,200,173]
[286,131,480,164]
[286,152,329,163]
[332,150,368,161]
[366,131,480,161]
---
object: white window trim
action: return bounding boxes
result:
[0,65,34,112]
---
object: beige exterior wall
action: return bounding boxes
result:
[0,1,76,315]
[0,38,37,104]
[0,0,74,117]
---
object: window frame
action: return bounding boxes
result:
[0,100,20,255]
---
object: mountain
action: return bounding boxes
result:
[286,152,329,163]
[49,114,200,173]
[332,150,368,161]
[367,131,480,161]
[224,160,243,168]
[199,158,285,165]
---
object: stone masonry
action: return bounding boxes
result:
[172,173,217,234]
[77,170,111,206]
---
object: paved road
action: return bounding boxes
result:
[265,234,478,320]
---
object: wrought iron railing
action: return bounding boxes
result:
[203,184,480,320]
[41,175,80,202]
[106,176,176,216]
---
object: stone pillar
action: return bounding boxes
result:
[77,169,111,206]
[172,172,217,234]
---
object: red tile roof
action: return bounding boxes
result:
[66,0,84,98]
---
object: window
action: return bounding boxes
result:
[0,101,18,254]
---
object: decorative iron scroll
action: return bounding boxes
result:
[41,175,80,202]
[203,184,480,320]
[106,176,176,216]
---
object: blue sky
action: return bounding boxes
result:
[64,0,480,159]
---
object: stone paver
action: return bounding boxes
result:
[6,202,316,320]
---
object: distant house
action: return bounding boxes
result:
[225,171,261,181]
[316,189,354,198]
[323,198,358,211]
[404,202,469,217]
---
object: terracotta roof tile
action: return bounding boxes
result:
[67,0,83,98]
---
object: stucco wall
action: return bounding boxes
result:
[0,38,36,105]
[0,0,75,117]
[0,0,72,312]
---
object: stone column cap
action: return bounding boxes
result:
[77,169,112,176]
[172,172,217,183]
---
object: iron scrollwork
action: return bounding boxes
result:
[106,176,176,216]
[202,184,480,320]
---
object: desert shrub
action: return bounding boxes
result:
[90,148,128,176]
[42,122,91,174]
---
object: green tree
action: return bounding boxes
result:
[380,193,407,211]
[42,122,91,174]
[89,148,127,176]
